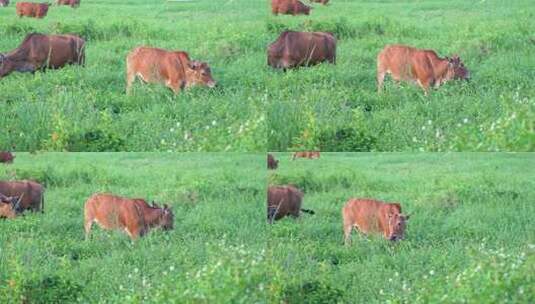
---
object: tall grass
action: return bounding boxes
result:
[0,153,533,302]
[1,1,533,151]
[0,0,268,151]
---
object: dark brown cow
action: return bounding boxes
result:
[268,31,336,70]
[377,44,470,95]
[0,33,85,80]
[292,151,320,160]
[0,180,44,213]
[0,193,22,218]
[84,193,174,240]
[0,151,15,164]
[16,2,49,18]
[267,185,314,223]
[268,153,279,170]
[342,198,409,244]
[56,0,79,7]
[310,0,329,4]
[126,46,217,94]
[272,0,311,15]
[0,0,9,7]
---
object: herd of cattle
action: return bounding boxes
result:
[0,152,408,244]
[0,0,470,95]
[268,153,410,243]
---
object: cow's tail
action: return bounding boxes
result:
[41,192,44,213]
[301,208,315,215]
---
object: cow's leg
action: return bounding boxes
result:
[84,219,93,240]
[377,70,386,93]
[166,80,181,95]
[417,79,430,96]
[125,69,136,95]
[343,223,353,246]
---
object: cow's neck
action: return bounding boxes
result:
[143,208,163,227]
[4,48,36,73]
[431,57,450,81]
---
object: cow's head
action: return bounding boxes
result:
[0,54,12,79]
[159,204,174,230]
[387,212,409,241]
[0,194,23,218]
[448,55,470,81]
[302,4,312,15]
[185,61,217,88]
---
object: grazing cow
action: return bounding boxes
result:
[342,198,409,244]
[84,193,174,240]
[126,46,216,94]
[267,185,314,223]
[0,180,44,213]
[16,2,50,18]
[0,193,22,218]
[0,0,9,7]
[268,31,336,70]
[0,33,85,80]
[0,201,17,218]
[292,151,320,160]
[377,44,470,95]
[268,153,279,170]
[0,151,15,164]
[272,0,311,15]
[310,0,329,4]
[56,0,79,7]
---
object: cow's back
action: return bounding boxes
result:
[268,185,303,219]
[0,180,43,211]
[343,199,383,233]
[127,47,187,83]
[85,194,144,230]
[378,44,434,80]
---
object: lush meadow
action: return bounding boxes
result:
[0,153,266,302]
[1,0,533,152]
[266,0,535,151]
[267,153,534,302]
[0,0,268,151]
[0,153,534,302]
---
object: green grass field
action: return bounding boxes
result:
[0,153,266,302]
[266,0,535,152]
[0,0,268,152]
[1,153,533,302]
[1,0,533,152]
[267,153,534,302]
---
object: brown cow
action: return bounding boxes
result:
[0,151,15,164]
[267,185,314,223]
[56,0,79,7]
[0,33,86,80]
[377,44,470,95]
[268,31,336,70]
[126,46,216,95]
[0,193,22,218]
[268,153,279,170]
[0,0,9,7]
[272,0,311,15]
[342,198,409,244]
[310,0,329,4]
[16,2,50,18]
[84,193,174,240]
[0,180,45,213]
[292,151,320,160]
[0,201,17,219]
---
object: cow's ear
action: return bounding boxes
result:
[188,61,199,70]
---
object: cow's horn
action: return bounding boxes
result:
[14,195,23,212]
